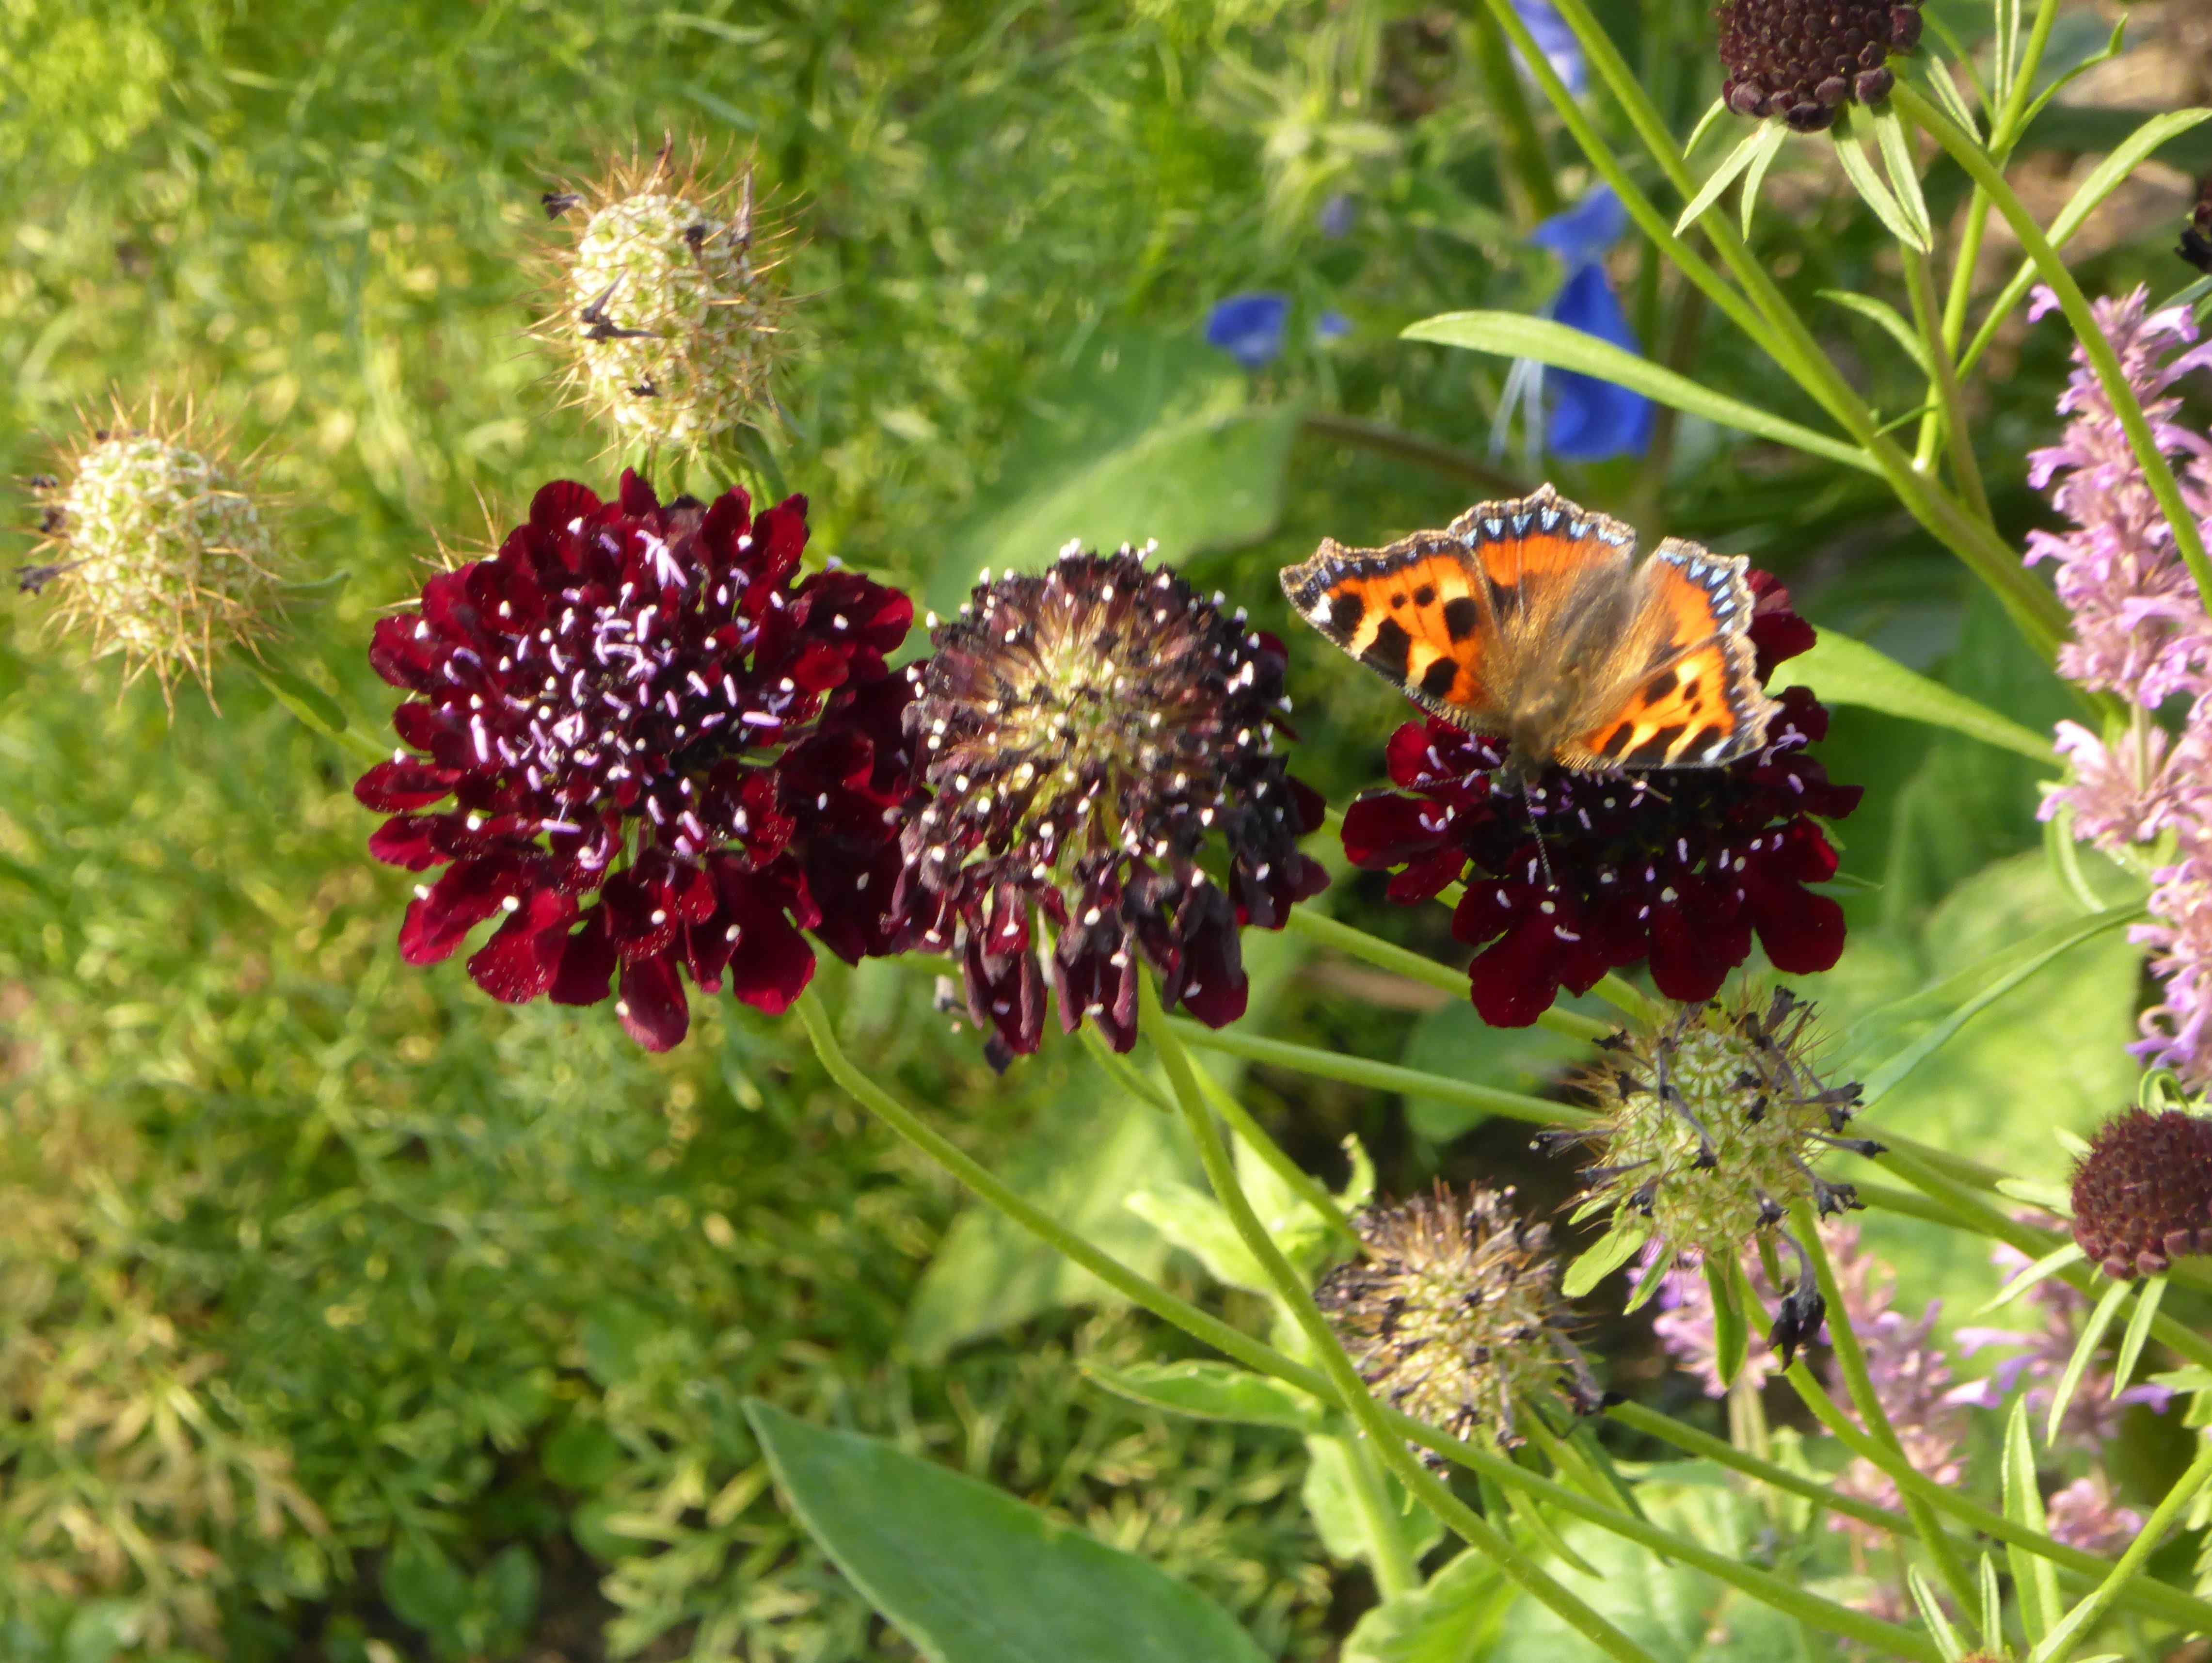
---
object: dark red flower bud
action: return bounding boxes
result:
[2070,1107,2212,1279]
[1717,0,1923,128]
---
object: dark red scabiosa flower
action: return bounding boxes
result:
[1717,0,1922,132]
[354,471,913,1051]
[2182,172,2212,276]
[1340,574,1859,1027]
[891,543,1329,1058]
[2071,1107,2212,1279]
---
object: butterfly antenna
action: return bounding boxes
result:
[1523,782,1557,891]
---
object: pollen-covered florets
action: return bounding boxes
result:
[891,543,1328,1057]
[2070,1107,2212,1279]
[537,142,788,450]
[1565,988,1873,1266]
[23,399,284,696]
[1316,1183,1601,1456]
[1716,0,1922,132]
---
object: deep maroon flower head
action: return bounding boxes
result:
[354,471,914,1051]
[2070,1107,2212,1279]
[891,544,1329,1056]
[1716,0,1922,131]
[1341,573,1858,1026]
[2182,173,2212,275]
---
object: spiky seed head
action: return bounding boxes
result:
[2070,1107,2212,1279]
[533,137,791,451]
[1567,986,1871,1261]
[23,395,285,700]
[1315,1183,1601,1458]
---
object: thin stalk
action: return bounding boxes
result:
[1299,412,1526,496]
[1915,193,1993,472]
[1794,1201,1979,1613]
[1892,81,2212,602]
[1284,907,1612,1043]
[1608,1400,1899,1536]
[2037,1441,2212,1663]
[1340,1431,1421,1599]
[1141,985,1663,1663]
[1903,243,1992,522]
[1169,1017,1596,1129]
[1784,1365,2212,1634]
[1186,1058,1360,1246]
[1463,3,1561,224]
[1993,0,2069,153]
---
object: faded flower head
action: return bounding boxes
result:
[2069,1107,2212,1279]
[21,396,285,697]
[891,544,1328,1057]
[536,140,789,450]
[1716,0,1922,131]
[354,471,913,1051]
[1560,987,1874,1355]
[1340,573,1858,1027]
[1316,1183,1601,1456]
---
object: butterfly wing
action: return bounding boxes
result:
[1557,539,1780,771]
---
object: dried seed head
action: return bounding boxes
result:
[532,138,790,451]
[1715,0,1923,132]
[1567,986,1870,1261]
[2070,1107,2212,1279]
[1316,1183,1602,1458]
[24,395,286,701]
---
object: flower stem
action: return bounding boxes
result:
[1297,414,1526,496]
[1141,983,1663,1663]
[2037,1440,2212,1663]
[1184,1055,1360,1246]
[1792,1202,1979,1613]
[1282,907,1612,1043]
[1340,1429,1422,1599]
[1168,1017,1595,1129]
[1902,243,1992,523]
[1891,81,2212,604]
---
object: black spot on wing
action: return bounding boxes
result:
[1643,666,1678,700]
[1616,724,1687,767]
[1364,616,1414,678]
[1591,724,1635,762]
[1442,596,1480,641]
[1487,576,1522,621]
[1419,657,1458,700]
[1325,587,1365,642]
[1412,584,1436,607]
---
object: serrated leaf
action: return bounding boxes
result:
[747,1399,1270,1663]
[2113,1274,2167,1393]
[1674,121,1785,237]
[1766,627,2052,760]
[1083,1360,1324,1432]
[1829,120,1929,252]
[1400,312,1876,474]
[1563,1221,1648,1298]
[2047,1276,2134,1443]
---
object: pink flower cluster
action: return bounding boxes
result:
[2030,288,2212,1083]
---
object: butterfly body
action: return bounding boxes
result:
[1280,484,1780,787]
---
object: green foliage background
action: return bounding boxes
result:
[0,0,2204,1656]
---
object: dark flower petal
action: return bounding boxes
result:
[400,858,527,965]
[468,887,580,1003]
[618,952,689,1051]
[550,909,619,1006]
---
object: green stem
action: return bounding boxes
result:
[1892,81,2212,603]
[1298,412,1527,496]
[1340,1430,1421,1599]
[1794,1202,1979,1613]
[1914,192,1993,472]
[2038,1441,2212,1663]
[1169,1017,1595,1129]
[1142,985,1662,1663]
[1283,908,1612,1043]
[1186,1056,1359,1245]
[1902,243,1992,522]
[1607,1401,1899,1536]
[1993,0,2069,153]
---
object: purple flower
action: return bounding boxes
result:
[1830,1302,1968,1547]
[1316,309,1353,343]
[1205,292,1291,370]
[1319,193,1359,239]
[1497,189,1654,464]
[2045,1474,2144,1556]
[1651,1222,1889,1397]
[1529,187,1630,267]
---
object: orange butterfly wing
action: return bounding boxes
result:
[1277,531,1501,719]
[1562,544,1779,771]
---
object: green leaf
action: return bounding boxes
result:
[1818,290,1932,375]
[1399,997,1592,1142]
[929,405,1301,622]
[1303,1432,1445,1574]
[1400,312,1877,474]
[1739,120,1786,240]
[1770,627,2053,762]
[1082,1360,1324,1432]
[2113,1274,2167,1392]
[1919,58,1982,141]
[746,1399,1269,1663]
[2003,1400,2061,1647]
[1868,106,1934,249]
[1974,1241,2086,1316]
[254,658,353,740]
[1126,1179,1272,1296]
[1828,119,1930,252]
[1563,1221,1648,1299]
[1905,1567,1963,1657]
[1343,1548,1514,1663]
[543,1419,624,1489]
[2005,12,2129,152]
[1705,1260,1747,1390]
[382,1537,471,1635]
[1673,121,1786,237]
[2046,1276,2133,1443]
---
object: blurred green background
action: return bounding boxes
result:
[1,0,2207,1656]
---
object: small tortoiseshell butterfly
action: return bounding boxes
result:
[1279,483,1780,786]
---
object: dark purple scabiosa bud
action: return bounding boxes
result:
[891,544,1329,1057]
[23,395,287,702]
[1340,574,1859,1028]
[1715,0,1923,132]
[1315,1183,1602,1459]
[2182,173,2212,275]
[531,139,790,452]
[353,470,913,1052]
[1557,987,1874,1361]
[2070,1107,2212,1278]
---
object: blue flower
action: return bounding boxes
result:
[1316,309,1353,343]
[1319,193,1359,239]
[1511,0,1587,100]
[1205,292,1290,370]
[1493,187,1653,464]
